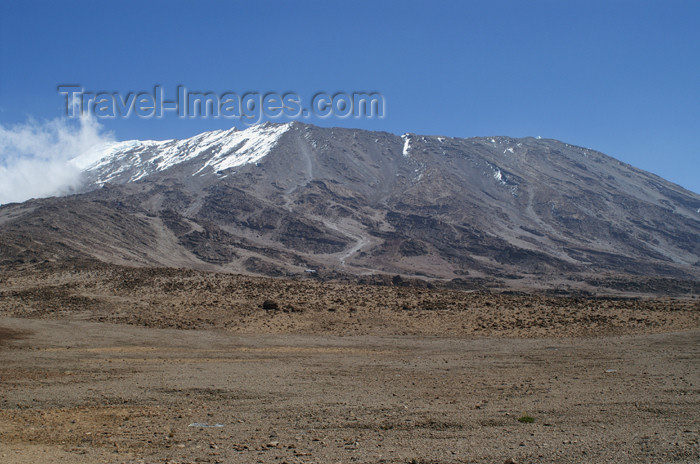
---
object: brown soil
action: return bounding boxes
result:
[0,327,30,344]
[0,265,699,463]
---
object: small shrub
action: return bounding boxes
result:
[518,413,535,423]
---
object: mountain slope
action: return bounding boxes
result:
[1,122,699,291]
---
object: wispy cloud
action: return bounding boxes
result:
[0,115,114,205]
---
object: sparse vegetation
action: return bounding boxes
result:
[0,265,697,337]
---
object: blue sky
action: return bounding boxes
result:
[1,0,699,195]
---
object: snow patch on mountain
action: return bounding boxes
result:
[493,168,505,184]
[72,123,291,184]
[70,140,146,171]
[401,134,412,157]
[195,123,289,174]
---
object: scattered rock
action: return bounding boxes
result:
[262,300,279,310]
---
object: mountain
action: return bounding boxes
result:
[1,121,699,292]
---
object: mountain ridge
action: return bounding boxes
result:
[1,122,699,293]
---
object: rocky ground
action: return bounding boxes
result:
[0,264,699,463]
[0,265,698,338]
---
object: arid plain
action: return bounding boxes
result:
[1,265,699,463]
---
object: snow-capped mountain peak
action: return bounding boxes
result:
[71,122,291,185]
[3,123,699,284]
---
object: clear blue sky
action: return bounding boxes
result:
[1,0,699,194]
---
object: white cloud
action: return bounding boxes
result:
[0,115,114,205]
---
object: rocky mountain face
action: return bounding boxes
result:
[1,121,699,291]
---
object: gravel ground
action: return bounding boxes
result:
[1,315,699,464]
